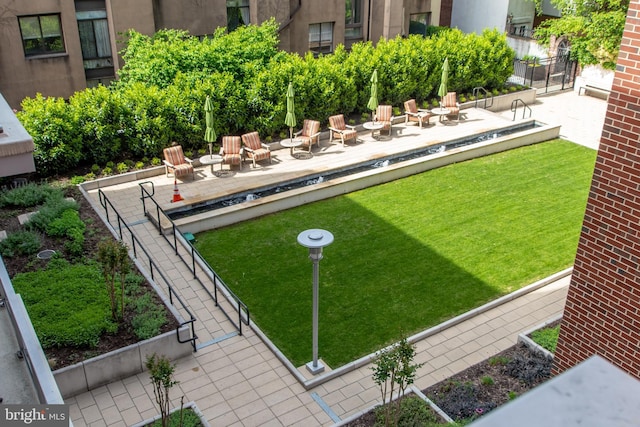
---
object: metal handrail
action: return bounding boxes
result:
[138,181,250,335]
[473,87,494,109]
[97,189,198,351]
[510,99,532,121]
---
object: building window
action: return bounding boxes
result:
[227,0,250,32]
[77,11,111,61]
[76,9,113,80]
[345,0,362,40]
[309,22,333,55]
[409,13,431,36]
[18,14,65,56]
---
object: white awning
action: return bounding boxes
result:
[0,93,35,178]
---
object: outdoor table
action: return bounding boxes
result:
[431,107,451,123]
[363,121,384,139]
[280,138,303,157]
[199,155,223,175]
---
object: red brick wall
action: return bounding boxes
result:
[553,0,640,379]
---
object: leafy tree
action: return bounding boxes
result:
[97,240,131,321]
[146,354,180,427]
[371,337,423,427]
[533,0,628,69]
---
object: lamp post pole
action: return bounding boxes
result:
[297,229,334,375]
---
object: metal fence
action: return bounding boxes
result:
[97,189,199,351]
[510,54,578,93]
[138,181,250,336]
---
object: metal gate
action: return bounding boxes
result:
[510,53,578,93]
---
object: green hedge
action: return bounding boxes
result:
[17,21,515,176]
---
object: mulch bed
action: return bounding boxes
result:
[423,343,552,422]
[343,343,553,426]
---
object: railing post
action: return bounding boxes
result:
[133,181,250,336]
[191,245,197,279]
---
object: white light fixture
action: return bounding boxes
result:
[297,229,334,374]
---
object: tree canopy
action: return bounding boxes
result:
[533,0,629,69]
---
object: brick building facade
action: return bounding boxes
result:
[553,0,640,379]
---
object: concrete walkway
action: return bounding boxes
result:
[10,89,608,426]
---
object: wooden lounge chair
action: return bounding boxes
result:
[441,92,461,121]
[163,145,194,180]
[294,119,321,152]
[220,136,243,170]
[375,105,394,136]
[328,114,358,147]
[241,132,271,168]
[404,99,432,128]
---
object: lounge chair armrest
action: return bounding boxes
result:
[294,129,303,137]
[163,160,175,168]
[310,131,321,138]
[260,143,270,149]
[345,124,356,130]
[184,157,193,164]
[244,146,255,153]
[417,108,431,113]
[328,126,342,133]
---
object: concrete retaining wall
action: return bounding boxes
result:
[54,325,192,398]
[176,120,559,234]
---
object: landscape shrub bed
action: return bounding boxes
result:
[424,344,552,424]
[0,183,178,368]
[17,22,516,176]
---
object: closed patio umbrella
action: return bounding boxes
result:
[204,95,217,155]
[285,82,297,141]
[367,69,379,121]
[438,58,449,102]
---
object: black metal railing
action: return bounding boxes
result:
[472,87,493,109]
[138,181,250,335]
[97,189,198,351]
[510,99,532,121]
[511,55,577,92]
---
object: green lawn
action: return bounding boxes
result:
[194,140,596,368]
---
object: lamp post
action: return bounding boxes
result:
[297,229,334,375]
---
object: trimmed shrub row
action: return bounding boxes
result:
[18,20,515,176]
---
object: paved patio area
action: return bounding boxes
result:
[59,90,605,426]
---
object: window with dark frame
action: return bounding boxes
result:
[76,9,114,80]
[18,14,65,57]
[309,22,334,55]
[77,11,111,60]
[345,0,363,40]
[227,0,250,32]
[409,13,431,36]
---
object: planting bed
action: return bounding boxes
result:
[0,185,178,369]
[343,343,552,426]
